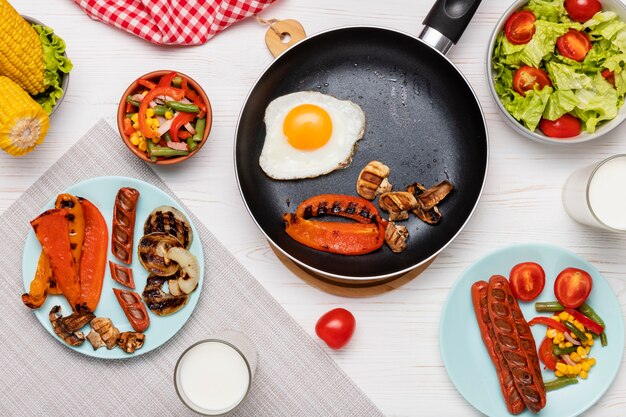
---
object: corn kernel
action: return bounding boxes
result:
[577,346,587,357]
[585,346,590,354]
[566,365,576,375]
[146,108,154,117]
[575,364,582,374]
[132,122,140,130]
[565,342,573,348]
[587,338,594,346]
[554,370,564,377]
[131,113,139,124]
[152,118,160,128]
[571,332,578,340]
[575,321,585,331]
[141,90,148,96]
[581,361,591,371]
[589,358,596,367]
[568,316,575,323]
[151,136,160,144]
[556,363,567,373]
[580,370,588,379]
[138,141,147,151]
[585,333,593,341]
[559,312,569,321]
[570,352,581,362]
[546,328,557,338]
[551,316,561,323]
[165,110,174,120]
[559,342,566,348]
[130,135,140,146]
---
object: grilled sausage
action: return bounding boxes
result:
[111,188,140,264]
[488,275,546,414]
[471,281,525,415]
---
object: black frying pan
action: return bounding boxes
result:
[235,0,488,280]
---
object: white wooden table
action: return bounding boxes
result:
[4,0,626,415]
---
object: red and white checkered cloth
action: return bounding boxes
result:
[74,0,276,45]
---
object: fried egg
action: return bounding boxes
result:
[259,91,366,180]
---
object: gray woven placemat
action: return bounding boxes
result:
[0,120,385,417]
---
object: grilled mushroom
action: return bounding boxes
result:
[407,180,453,224]
[378,191,418,221]
[166,247,200,294]
[86,329,105,350]
[142,272,190,316]
[385,222,409,253]
[49,306,95,347]
[144,206,193,249]
[356,160,392,200]
[89,317,120,350]
[138,233,183,276]
[117,332,145,354]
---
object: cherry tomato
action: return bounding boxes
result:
[557,29,592,61]
[565,0,602,23]
[509,262,546,301]
[539,114,582,138]
[554,267,593,308]
[505,11,537,45]
[602,69,616,86]
[513,66,552,95]
[538,337,558,371]
[315,308,356,349]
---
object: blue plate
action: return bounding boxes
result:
[22,176,204,359]
[440,243,624,416]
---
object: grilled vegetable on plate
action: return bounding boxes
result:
[440,243,623,417]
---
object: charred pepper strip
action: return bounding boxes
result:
[139,86,184,139]
[295,194,381,224]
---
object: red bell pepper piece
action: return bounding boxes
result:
[295,194,382,224]
[157,71,178,88]
[177,131,192,140]
[123,117,135,136]
[125,102,135,113]
[138,86,184,139]
[78,198,109,312]
[528,316,568,333]
[137,79,157,90]
[566,308,604,334]
[169,112,196,142]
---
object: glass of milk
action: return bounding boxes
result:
[174,331,257,415]
[562,154,626,232]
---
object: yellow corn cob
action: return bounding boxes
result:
[0,76,49,156]
[0,0,45,95]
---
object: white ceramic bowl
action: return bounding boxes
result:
[487,0,626,144]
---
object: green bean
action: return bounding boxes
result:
[187,137,198,151]
[163,132,172,142]
[552,345,576,356]
[544,376,578,392]
[153,105,168,116]
[148,146,189,157]
[535,301,564,312]
[172,76,183,88]
[165,101,199,113]
[564,320,588,342]
[146,141,157,162]
[126,95,141,107]
[125,112,137,119]
[192,117,206,142]
[578,303,607,346]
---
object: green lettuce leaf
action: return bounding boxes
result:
[613,28,626,53]
[525,0,566,22]
[543,89,578,120]
[572,73,618,132]
[520,20,572,67]
[504,86,553,131]
[546,61,592,89]
[30,24,73,115]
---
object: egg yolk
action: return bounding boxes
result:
[283,104,332,150]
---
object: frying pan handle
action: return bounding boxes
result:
[420,0,482,54]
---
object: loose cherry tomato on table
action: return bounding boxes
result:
[505,11,537,45]
[557,29,592,61]
[602,69,616,86]
[539,114,582,138]
[315,308,356,349]
[509,262,546,301]
[565,0,602,23]
[539,337,559,370]
[513,66,552,95]
[554,267,593,308]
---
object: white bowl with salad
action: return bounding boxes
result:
[488,0,626,143]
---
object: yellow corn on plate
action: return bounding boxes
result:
[0,0,45,95]
[0,76,49,156]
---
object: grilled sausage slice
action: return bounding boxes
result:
[111,188,140,264]
[488,275,546,414]
[472,281,525,415]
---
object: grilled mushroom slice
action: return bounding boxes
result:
[144,206,193,249]
[385,222,409,253]
[142,272,190,316]
[89,317,120,350]
[166,247,200,294]
[378,191,418,221]
[407,180,453,224]
[138,233,183,276]
[49,306,95,347]
[356,160,392,200]
[414,205,443,225]
[117,332,145,354]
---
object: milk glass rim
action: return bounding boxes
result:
[174,339,253,416]
[585,154,626,233]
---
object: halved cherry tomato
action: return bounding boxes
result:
[565,0,602,23]
[602,69,616,86]
[509,262,546,301]
[513,66,552,95]
[505,11,537,45]
[539,114,581,138]
[539,337,558,370]
[557,29,592,61]
[315,308,356,350]
[554,268,593,308]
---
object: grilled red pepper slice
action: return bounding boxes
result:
[565,308,604,334]
[109,261,135,289]
[283,213,385,255]
[139,86,184,139]
[528,316,568,333]
[169,112,196,142]
[295,194,381,224]
[113,288,150,332]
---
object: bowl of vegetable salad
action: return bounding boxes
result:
[117,70,212,164]
[487,0,626,144]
